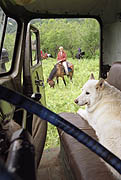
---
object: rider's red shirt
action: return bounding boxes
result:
[57,51,67,62]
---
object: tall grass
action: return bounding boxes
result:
[42,58,99,149]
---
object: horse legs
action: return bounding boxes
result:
[62,77,66,86]
[69,73,73,83]
[56,77,59,84]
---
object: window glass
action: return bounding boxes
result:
[0,7,6,50]
[31,32,37,66]
[31,30,41,66]
[0,17,17,73]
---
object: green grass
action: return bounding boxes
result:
[4,57,99,149]
[42,58,99,149]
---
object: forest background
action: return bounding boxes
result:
[32,18,100,59]
[6,18,100,59]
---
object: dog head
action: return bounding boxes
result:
[74,73,105,107]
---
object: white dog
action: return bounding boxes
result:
[74,73,121,179]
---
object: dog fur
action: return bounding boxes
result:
[74,74,121,179]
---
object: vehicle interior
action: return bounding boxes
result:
[0,0,121,180]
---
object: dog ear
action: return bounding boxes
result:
[96,78,105,90]
[90,73,95,80]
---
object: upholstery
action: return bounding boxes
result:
[107,61,121,90]
[58,113,116,180]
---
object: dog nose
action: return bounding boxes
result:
[74,99,78,104]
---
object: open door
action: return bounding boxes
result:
[24,23,47,167]
[24,24,46,105]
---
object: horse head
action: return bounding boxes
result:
[47,79,55,88]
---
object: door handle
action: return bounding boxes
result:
[35,80,44,87]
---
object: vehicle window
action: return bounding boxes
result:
[31,32,37,66]
[0,17,17,73]
[0,7,6,51]
[30,26,41,67]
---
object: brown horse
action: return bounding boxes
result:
[47,62,74,88]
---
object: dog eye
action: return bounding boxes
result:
[86,92,90,95]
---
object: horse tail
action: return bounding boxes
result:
[71,64,74,73]
[48,65,57,80]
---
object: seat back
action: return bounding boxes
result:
[107,61,121,91]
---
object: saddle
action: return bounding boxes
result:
[57,61,73,72]
[67,61,73,72]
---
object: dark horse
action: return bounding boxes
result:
[47,62,74,88]
[76,51,85,59]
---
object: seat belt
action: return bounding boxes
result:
[0,84,120,174]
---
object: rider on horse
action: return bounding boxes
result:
[47,46,74,88]
[57,46,69,75]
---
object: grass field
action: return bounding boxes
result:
[42,58,99,149]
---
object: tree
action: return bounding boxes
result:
[33,18,100,59]
[80,19,100,58]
